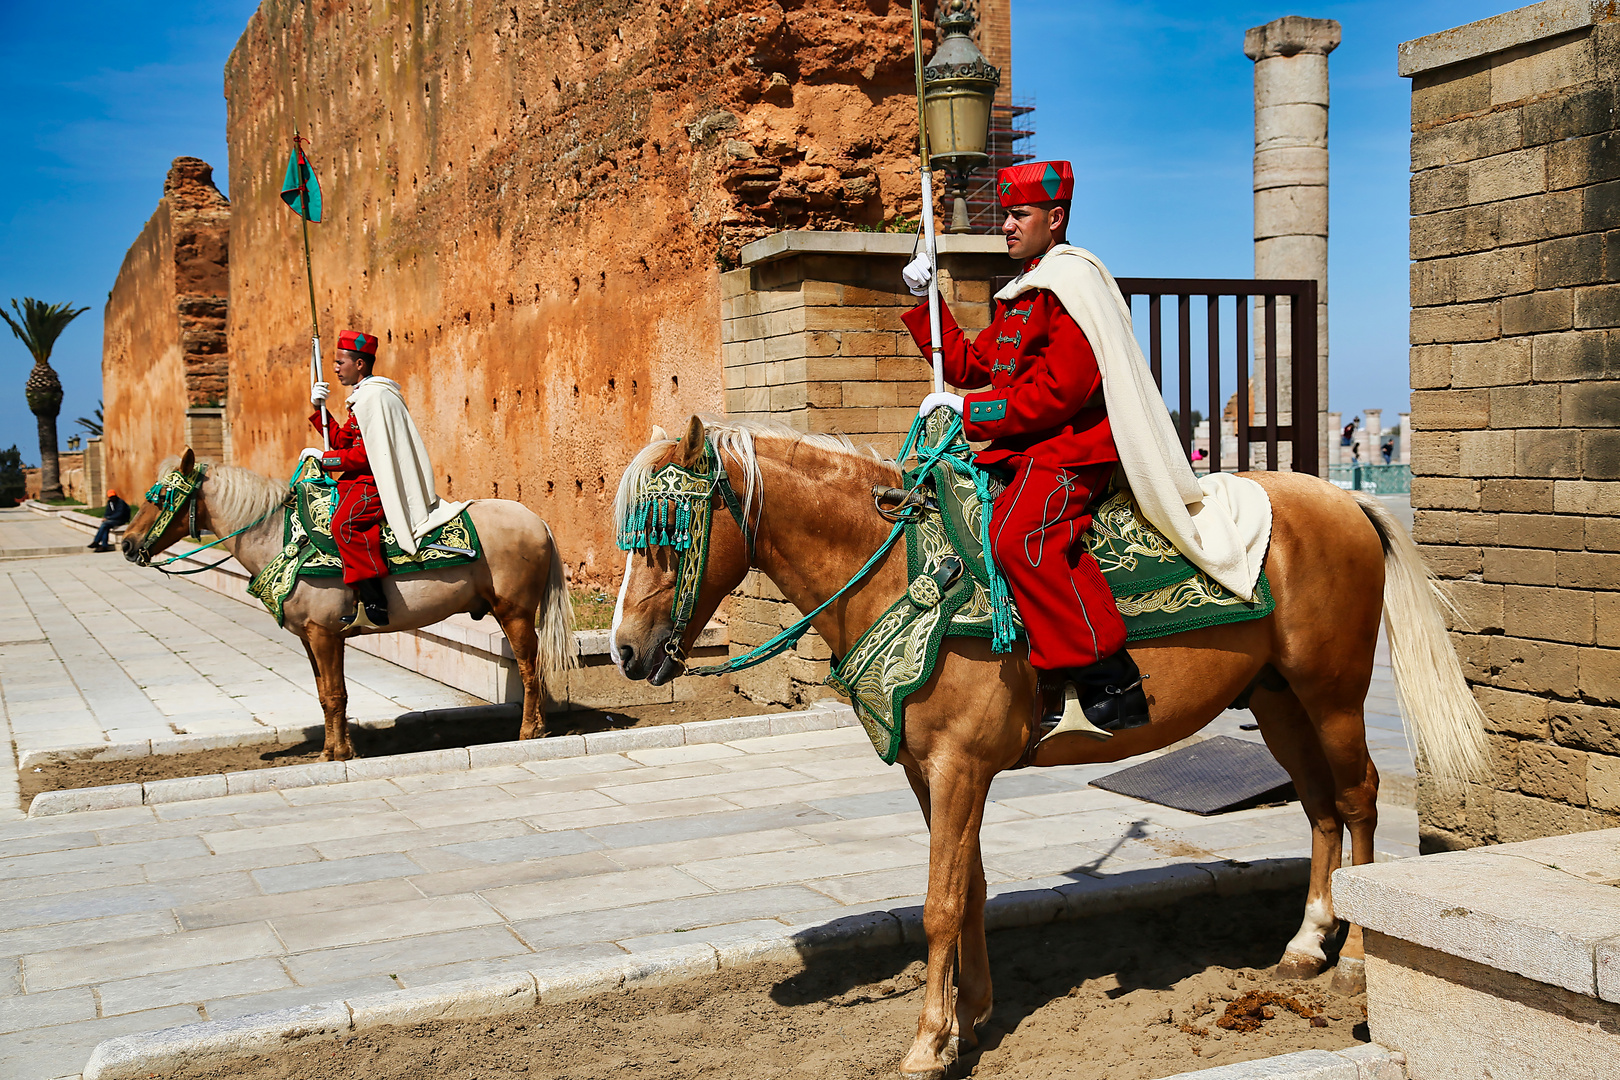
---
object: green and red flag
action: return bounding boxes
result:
[280,142,322,222]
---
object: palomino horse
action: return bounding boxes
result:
[123,449,576,760]
[612,416,1486,1079]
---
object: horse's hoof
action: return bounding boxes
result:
[1276,949,1329,980]
[1329,956,1366,996]
[899,1044,955,1080]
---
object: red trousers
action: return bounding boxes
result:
[334,481,388,585]
[989,459,1127,671]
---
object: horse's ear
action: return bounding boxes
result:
[650,424,668,443]
[180,448,196,476]
[677,416,705,469]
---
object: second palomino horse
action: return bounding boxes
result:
[123,448,576,760]
[611,415,1485,1080]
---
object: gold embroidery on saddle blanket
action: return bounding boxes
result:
[246,472,481,627]
[829,482,1273,763]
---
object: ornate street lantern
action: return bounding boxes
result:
[923,0,1002,232]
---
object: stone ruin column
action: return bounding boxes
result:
[1364,408,1384,462]
[1245,15,1339,471]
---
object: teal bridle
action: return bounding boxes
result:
[136,465,209,565]
[617,442,755,670]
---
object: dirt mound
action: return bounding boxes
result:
[165,888,1366,1080]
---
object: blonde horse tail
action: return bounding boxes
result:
[1352,491,1488,783]
[536,520,579,676]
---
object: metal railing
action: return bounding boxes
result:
[1328,464,1411,494]
[1114,278,1320,476]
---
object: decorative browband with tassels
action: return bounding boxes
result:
[616,460,713,552]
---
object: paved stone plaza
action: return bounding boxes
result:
[0,509,94,562]
[1,511,1418,1079]
[0,542,481,796]
[0,724,1417,1079]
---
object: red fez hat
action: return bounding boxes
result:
[337,330,379,356]
[996,160,1074,208]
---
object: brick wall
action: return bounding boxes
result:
[220,0,937,589]
[719,231,1008,705]
[1401,3,1620,850]
[102,157,231,497]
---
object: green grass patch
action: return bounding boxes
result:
[570,589,616,631]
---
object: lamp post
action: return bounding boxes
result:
[923,0,1001,233]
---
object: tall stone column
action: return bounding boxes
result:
[1245,16,1338,472]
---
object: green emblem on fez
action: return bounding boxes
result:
[999,181,1011,197]
[1041,164,1061,199]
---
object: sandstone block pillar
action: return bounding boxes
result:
[1246,16,1339,473]
[719,230,1009,705]
[1402,2,1620,850]
[185,407,229,467]
[83,439,104,509]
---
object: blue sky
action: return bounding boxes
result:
[0,0,1503,462]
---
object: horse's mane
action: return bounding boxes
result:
[157,456,287,535]
[613,416,899,535]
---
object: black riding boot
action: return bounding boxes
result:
[342,577,390,629]
[1037,650,1150,736]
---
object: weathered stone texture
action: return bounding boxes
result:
[102,157,231,497]
[1407,8,1620,852]
[222,0,929,585]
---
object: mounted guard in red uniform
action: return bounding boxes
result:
[308,330,466,630]
[901,161,1146,736]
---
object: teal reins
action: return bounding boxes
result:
[626,409,1002,679]
[139,464,295,576]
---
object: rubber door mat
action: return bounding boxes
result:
[1090,735,1295,815]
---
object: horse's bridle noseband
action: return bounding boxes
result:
[136,465,208,566]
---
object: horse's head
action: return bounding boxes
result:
[122,448,214,566]
[612,416,755,685]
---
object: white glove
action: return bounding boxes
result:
[300,447,324,462]
[902,252,934,297]
[311,381,330,406]
[919,392,964,418]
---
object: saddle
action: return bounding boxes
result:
[247,460,483,626]
[829,423,1274,764]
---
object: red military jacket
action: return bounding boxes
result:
[901,278,1118,470]
[308,410,377,488]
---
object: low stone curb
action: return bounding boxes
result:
[1157,1044,1405,1079]
[0,542,96,560]
[80,857,1314,1080]
[27,700,858,817]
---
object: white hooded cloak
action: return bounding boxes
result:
[995,245,1273,600]
[347,376,470,556]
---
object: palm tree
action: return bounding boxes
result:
[76,402,104,438]
[1,298,89,502]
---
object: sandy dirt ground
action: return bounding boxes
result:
[165,888,1365,1080]
[19,692,791,808]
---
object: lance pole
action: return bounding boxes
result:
[294,129,329,452]
[910,0,944,396]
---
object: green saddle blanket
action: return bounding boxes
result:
[827,438,1273,763]
[246,463,482,626]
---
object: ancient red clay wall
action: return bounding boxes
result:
[102,158,231,497]
[223,0,932,585]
